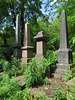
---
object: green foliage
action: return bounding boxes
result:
[0,74,34,100]
[46,50,57,73]
[64,63,75,81]
[3,60,10,72]
[0,25,15,60]
[73,52,75,63]
[0,74,49,100]
[53,87,67,100]
[43,77,50,85]
[70,63,75,78]
[24,57,49,87]
[34,92,47,100]
[46,50,57,65]
[0,74,21,99]
[1,56,25,77]
[64,69,73,82]
[37,18,60,50]
[0,59,5,72]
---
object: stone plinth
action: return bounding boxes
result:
[34,31,48,61]
[21,46,33,64]
[14,44,22,59]
[56,10,72,75]
[21,23,34,65]
[14,14,22,58]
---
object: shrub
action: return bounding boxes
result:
[64,63,75,81]
[52,87,67,100]
[0,59,5,72]
[3,61,10,72]
[24,57,49,87]
[46,50,57,73]
[0,74,21,99]
[64,69,73,81]
[46,50,57,66]
[43,77,50,85]
[2,55,25,77]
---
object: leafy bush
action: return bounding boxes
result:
[3,61,10,72]
[46,50,57,73]
[64,69,73,82]
[0,74,34,100]
[0,74,21,99]
[64,63,75,81]
[2,56,25,77]
[24,57,49,87]
[67,86,75,100]
[52,87,67,100]
[43,77,50,85]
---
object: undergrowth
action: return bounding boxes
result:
[24,57,49,87]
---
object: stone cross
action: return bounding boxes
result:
[14,14,22,58]
[34,31,48,61]
[56,10,72,75]
[21,22,34,65]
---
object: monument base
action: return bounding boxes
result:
[21,46,33,65]
[14,44,22,59]
[55,63,70,75]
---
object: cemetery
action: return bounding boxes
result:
[0,1,75,100]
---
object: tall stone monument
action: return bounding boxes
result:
[14,14,22,58]
[56,10,72,75]
[21,22,34,65]
[34,31,48,61]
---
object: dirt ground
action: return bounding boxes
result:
[16,75,66,99]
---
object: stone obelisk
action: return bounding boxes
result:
[21,22,34,65]
[14,14,22,58]
[56,10,72,75]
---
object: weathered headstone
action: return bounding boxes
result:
[56,10,72,75]
[34,31,48,61]
[14,14,22,59]
[21,22,34,65]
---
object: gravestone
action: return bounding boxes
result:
[14,14,22,58]
[56,10,72,75]
[34,31,48,61]
[21,22,34,65]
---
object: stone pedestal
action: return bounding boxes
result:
[14,14,22,58]
[21,23,34,65]
[55,10,72,75]
[34,31,48,61]
[14,45,22,59]
[21,46,33,64]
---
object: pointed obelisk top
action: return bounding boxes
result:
[15,14,21,45]
[60,10,69,48]
[24,22,31,46]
